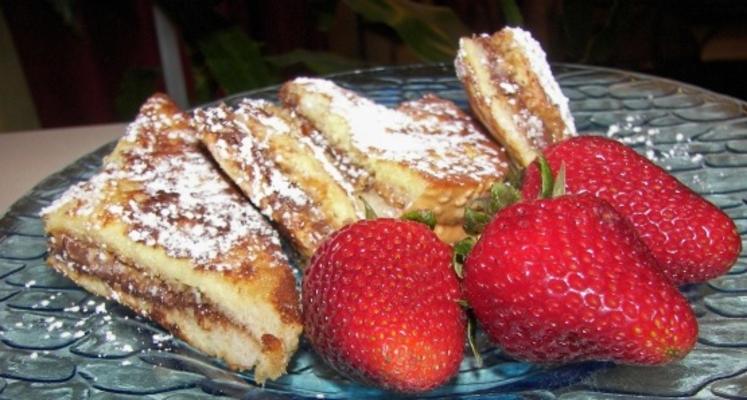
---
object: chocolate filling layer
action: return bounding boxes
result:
[50,234,236,330]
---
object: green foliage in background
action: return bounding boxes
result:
[345,0,469,61]
[196,27,277,95]
[39,0,714,119]
[499,0,524,27]
[45,0,521,117]
[150,0,474,107]
[45,0,83,36]
[115,68,160,119]
[561,0,631,64]
[266,49,366,76]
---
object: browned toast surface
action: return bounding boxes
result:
[41,94,302,382]
[456,27,576,167]
[279,78,510,237]
[194,99,366,259]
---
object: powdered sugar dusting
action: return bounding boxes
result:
[236,128,310,213]
[514,108,545,140]
[298,134,361,201]
[43,95,285,271]
[41,172,114,217]
[194,102,316,218]
[192,100,358,252]
[119,150,280,269]
[506,27,576,136]
[305,127,370,190]
[455,38,469,82]
[291,78,508,180]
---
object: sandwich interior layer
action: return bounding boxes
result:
[47,232,290,382]
[456,28,575,168]
[280,80,509,228]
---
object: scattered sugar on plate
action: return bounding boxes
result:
[605,121,706,175]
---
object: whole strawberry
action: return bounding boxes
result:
[303,218,465,392]
[522,136,741,285]
[464,194,698,365]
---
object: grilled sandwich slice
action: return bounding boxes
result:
[41,94,302,383]
[280,78,510,243]
[455,27,576,167]
[194,100,368,259]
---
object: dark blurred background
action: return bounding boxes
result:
[1,0,746,132]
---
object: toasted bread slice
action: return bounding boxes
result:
[41,94,302,383]
[194,100,367,259]
[279,78,509,237]
[456,27,576,167]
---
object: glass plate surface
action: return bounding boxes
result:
[1,63,746,399]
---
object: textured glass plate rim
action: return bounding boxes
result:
[223,61,747,107]
[1,62,746,399]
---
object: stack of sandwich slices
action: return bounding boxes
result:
[41,27,575,382]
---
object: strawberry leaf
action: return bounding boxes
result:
[463,181,521,235]
[401,209,437,229]
[464,207,491,235]
[552,162,567,198]
[452,236,475,279]
[506,162,524,189]
[490,182,522,211]
[537,155,555,199]
[360,197,378,219]
[467,313,483,368]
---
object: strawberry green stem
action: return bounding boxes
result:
[506,162,524,189]
[464,182,522,236]
[464,207,491,236]
[467,313,483,368]
[452,236,475,279]
[458,297,483,367]
[537,155,554,199]
[552,163,567,198]
[360,196,377,219]
[401,210,437,229]
[490,182,522,210]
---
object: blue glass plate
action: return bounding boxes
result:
[1,64,746,399]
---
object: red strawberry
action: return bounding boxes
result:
[522,136,741,285]
[302,218,465,392]
[464,194,698,365]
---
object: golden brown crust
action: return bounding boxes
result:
[194,100,364,260]
[456,28,575,167]
[49,234,236,330]
[433,224,469,245]
[41,94,302,382]
[279,78,509,242]
[46,235,293,381]
[394,94,508,185]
